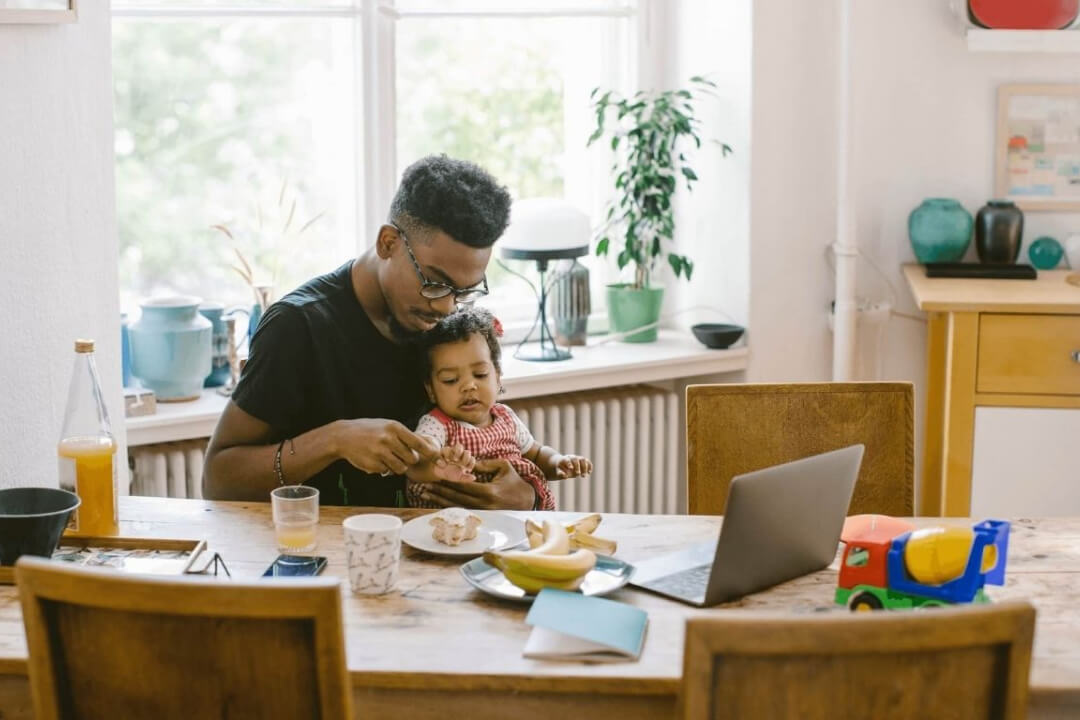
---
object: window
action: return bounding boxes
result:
[396,5,634,324]
[112,1,639,325]
[846,547,870,568]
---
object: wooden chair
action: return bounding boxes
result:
[16,556,351,720]
[686,382,914,516]
[682,602,1036,720]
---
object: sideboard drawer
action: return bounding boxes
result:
[977,313,1080,395]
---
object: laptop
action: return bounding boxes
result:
[630,444,864,607]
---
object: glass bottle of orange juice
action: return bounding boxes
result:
[58,339,118,536]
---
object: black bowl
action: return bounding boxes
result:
[691,323,745,349]
[0,487,80,566]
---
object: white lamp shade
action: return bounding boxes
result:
[499,198,591,259]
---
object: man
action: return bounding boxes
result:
[203,155,537,510]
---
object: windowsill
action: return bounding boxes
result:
[125,329,748,447]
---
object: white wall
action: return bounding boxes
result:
[749,0,840,381]
[851,0,1080,385]
[749,0,1080,463]
[670,0,752,332]
[0,6,126,489]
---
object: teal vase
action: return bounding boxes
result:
[129,297,212,401]
[908,198,973,263]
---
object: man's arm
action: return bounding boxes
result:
[203,402,338,500]
[202,302,436,500]
[203,401,438,501]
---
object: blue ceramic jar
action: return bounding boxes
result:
[199,303,231,388]
[120,313,133,388]
[129,297,212,401]
[908,198,973,264]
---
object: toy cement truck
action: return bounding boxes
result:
[835,519,1010,611]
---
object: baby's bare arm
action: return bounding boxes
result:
[408,442,475,483]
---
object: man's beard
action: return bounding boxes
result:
[388,313,421,342]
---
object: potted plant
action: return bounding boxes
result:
[588,76,730,342]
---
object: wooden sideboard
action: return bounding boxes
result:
[904,265,1080,516]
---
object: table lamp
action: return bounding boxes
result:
[499,198,591,361]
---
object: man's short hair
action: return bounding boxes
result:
[389,155,512,248]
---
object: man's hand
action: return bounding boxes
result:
[334,419,437,475]
[420,458,535,510]
[553,453,593,479]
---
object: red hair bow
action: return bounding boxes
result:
[492,317,504,338]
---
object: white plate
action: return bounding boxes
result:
[401,510,527,557]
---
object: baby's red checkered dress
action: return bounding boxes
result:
[406,403,555,510]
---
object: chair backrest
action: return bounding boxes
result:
[686,382,914,516]
[682,602,1036,720]
[16,556,351,720]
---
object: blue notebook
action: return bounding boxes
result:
[523,589,648,662]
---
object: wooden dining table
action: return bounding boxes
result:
[0,497,1076,719]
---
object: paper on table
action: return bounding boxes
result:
[523,625,641,663]
[523,588,648,662]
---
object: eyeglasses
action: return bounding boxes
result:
[392,224,489,305]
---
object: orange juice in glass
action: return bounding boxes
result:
[58,340,118,536]
[271,485,319,552]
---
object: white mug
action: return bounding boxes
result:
[343,514,402,595]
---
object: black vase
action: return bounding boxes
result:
[974,200,1023,265]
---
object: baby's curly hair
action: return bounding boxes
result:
[415,307,502,379]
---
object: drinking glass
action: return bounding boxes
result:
[271,485,319,552]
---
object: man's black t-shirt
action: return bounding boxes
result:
[231,261,427,506]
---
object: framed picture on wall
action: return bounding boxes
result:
[0,0,77,24]
[996,84,1080,212]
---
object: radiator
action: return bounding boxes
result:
[128,386,683,512]
[129,440,207,499]
[508,385,681,514]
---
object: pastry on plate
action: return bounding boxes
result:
[430,507,482,546]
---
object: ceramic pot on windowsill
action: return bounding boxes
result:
[606,284,664,343]
[129,297,212,402]
[552,260,590,346]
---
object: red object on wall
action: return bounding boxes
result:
[969,0,1079,29]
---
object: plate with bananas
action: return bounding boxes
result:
[459,514,633,602]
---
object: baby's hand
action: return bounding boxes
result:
[434,443,476,483]
[554,454,593,479]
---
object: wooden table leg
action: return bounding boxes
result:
[919,312,948,516]
[941,312,979,517]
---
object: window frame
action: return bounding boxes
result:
[110,0,659,335]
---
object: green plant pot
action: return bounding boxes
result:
[606,284,664,343]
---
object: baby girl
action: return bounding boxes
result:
[405,307,592,510]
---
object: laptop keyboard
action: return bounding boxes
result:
[645,564,710,598]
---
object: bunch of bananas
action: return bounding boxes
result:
[483,520,597,594]
[524,513,618,556]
